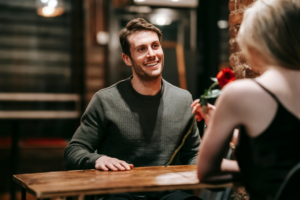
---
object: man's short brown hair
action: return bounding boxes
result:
[119,18,163,57]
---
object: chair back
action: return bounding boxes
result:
[274,162,300,200]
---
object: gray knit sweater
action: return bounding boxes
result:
[64,77,200,170]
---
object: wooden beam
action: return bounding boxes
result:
[0,93,80,101]
[0,111,80,119]
[176,44,187,90]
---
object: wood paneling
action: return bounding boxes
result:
[0,111,80,119]
[0,93,80,101]
[112,0,131,8]
[0,93,81,118]
[86,79,105,91]
[0,2,82,197]
[84,0,107,104]
[0,50,70,62]
[85,47,105,64]
[0,0,73,93]
[86,65,105,78]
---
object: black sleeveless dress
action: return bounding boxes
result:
[235,80,300,200]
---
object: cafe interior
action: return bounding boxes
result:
[2,0,299,200]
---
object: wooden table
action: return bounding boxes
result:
[13,165,235,200]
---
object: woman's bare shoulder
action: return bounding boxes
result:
[220,79,262,101]
[216,79,270,116]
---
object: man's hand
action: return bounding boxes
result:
[191,99,216,126]
[95,156,134,171]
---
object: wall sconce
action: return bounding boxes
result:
[97,31,110,45]
[37,0,64,17]
[217,20,229,29]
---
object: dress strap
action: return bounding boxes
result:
[252,79,280,103]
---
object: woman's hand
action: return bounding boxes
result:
[191,99,216,126]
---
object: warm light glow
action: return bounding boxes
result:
[171,0,179,2]
[150,14,172,26]
[48,0,58,7]
[156,17,166,25]
[38,6,64,17]
[97,31,110,45]
[134,0,145,2]
[42,6,55,16]
[217,20,229,29]
[40,0,49,3]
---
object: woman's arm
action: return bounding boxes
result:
[221,159,240,172]
[194,83,244,180]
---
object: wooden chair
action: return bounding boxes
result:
[274,162,300,200]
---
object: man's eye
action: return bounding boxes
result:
[139,47,145,51]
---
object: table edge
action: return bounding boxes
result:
[31,182,236,198]
[13,175,38,197]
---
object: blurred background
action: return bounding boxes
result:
[0,0,230,199]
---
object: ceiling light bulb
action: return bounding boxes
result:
[42,6,55,15]
[134,0,145,2]
[48,0,58,8]
[40,0,49,3]
[171,0,179,2]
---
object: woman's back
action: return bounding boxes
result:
[196,1,300,199]
[238,69,300,139]
[235,72,300,200]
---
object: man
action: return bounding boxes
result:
[64,18,201,200]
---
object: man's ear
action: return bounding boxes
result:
[122,53,132,66]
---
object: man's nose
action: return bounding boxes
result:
[147,47,155,57]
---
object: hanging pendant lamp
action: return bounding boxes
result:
[37,0,64,17]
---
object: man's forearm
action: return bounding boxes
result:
[64,144,102,170]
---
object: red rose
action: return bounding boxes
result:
[216,68,236,88]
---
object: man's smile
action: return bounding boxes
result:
[144,60,160,67]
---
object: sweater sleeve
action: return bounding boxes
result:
[64,94,107,170]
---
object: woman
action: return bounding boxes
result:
[192,0,300,199]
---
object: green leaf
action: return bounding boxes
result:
[211,77,218,82]
[202,89,222,98]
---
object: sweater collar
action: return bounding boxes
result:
[128,76,164,101]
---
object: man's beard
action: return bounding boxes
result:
[131,58,164,82]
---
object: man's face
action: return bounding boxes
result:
[124,31,164,82]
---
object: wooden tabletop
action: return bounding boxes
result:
[13,165,235,198]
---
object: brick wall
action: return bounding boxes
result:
[228,0,260,79]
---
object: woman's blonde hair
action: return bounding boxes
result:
[237,0,300,70]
